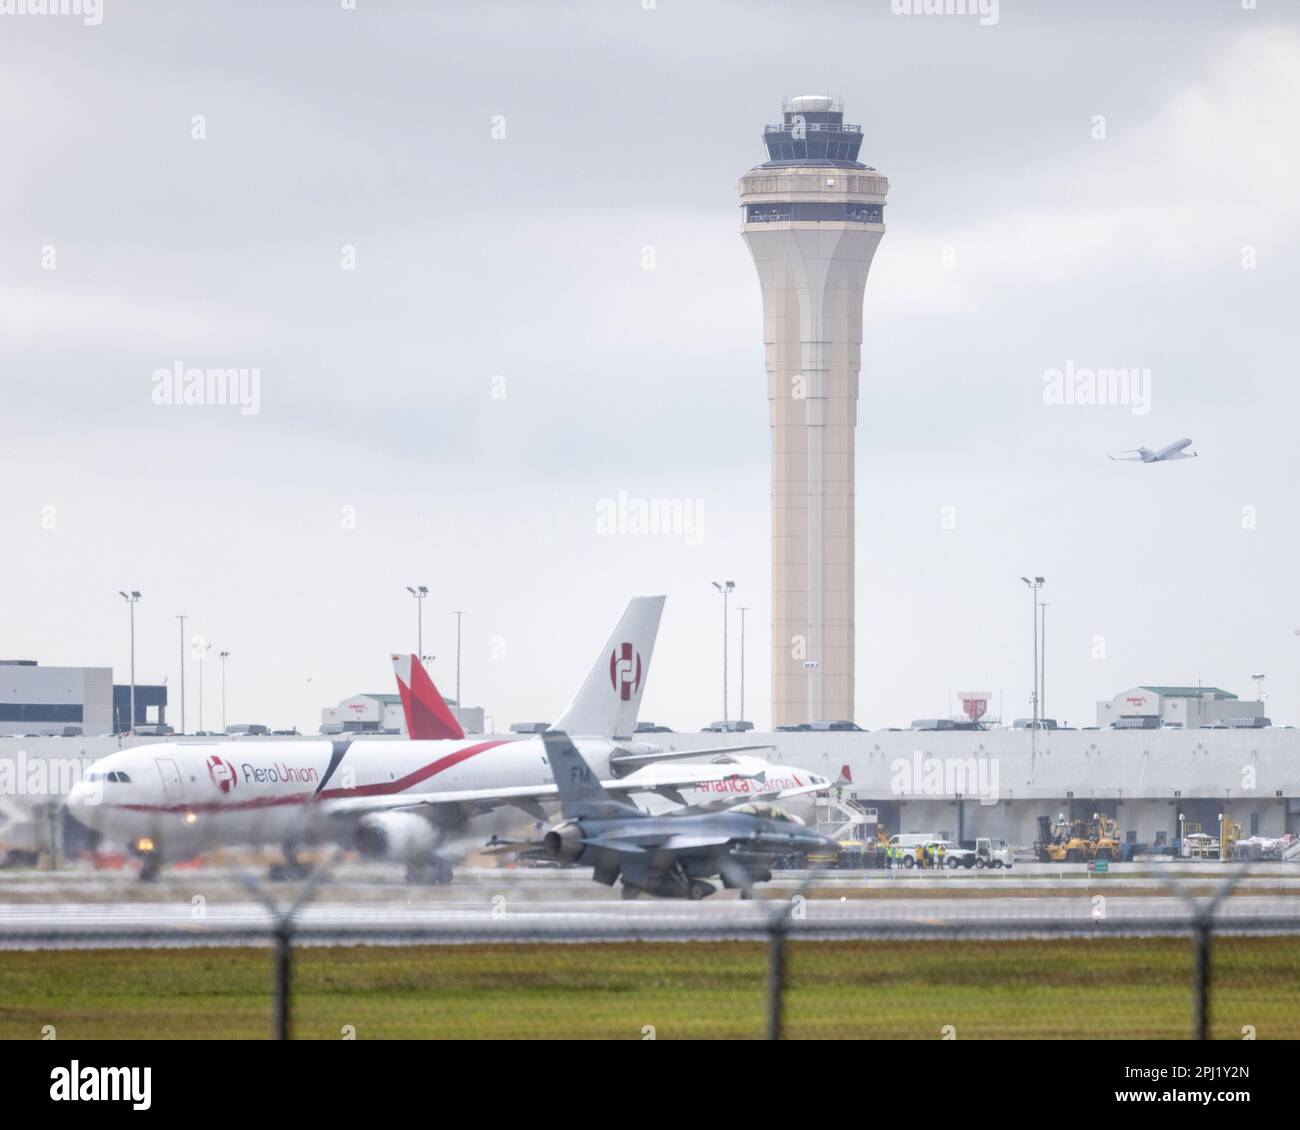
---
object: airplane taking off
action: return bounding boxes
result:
[1108,437,1198,463]
[66,596,831,882]
[391,654,463,740]
[488,730,839,900]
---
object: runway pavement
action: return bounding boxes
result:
[1,862,1298,948]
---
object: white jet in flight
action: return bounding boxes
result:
[1108,437,1198,463]
[67,596,830,882]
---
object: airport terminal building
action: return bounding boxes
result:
[651,726,1300,849]
[0,661,167,737]
[0,661,114,736]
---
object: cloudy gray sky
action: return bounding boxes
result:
[2,0,1298,733]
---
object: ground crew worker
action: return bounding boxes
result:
[937,842,946,869]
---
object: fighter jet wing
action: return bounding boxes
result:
[577,838,647,854]
[654,834,734,851]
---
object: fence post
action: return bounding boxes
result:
[274,917,292,1041]
[766,916,787,1041]
[1193,914,1210,1041]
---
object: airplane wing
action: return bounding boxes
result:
[609,743,775,769]
[316,761,773,819]
[669,776,829,814]
[1107,452,1143,462]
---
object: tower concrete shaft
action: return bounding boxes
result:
[739,95,887,728]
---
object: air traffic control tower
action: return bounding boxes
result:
[740,95,887,728]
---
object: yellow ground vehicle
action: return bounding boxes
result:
[1035,813,1121,863]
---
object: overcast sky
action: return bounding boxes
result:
[2,0,1298,734]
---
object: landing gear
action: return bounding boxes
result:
[620,883,642,900]
[686,879,715,901]
[268,847,311,882]
[405,857,454,885]
[137,853,161,883]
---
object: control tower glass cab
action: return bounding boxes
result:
[739,95,888,729]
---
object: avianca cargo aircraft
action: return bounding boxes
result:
[67,596,830,881]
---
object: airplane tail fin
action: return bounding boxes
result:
[392,654,465,740]
[551,595,665,739]
[542,730,630,818]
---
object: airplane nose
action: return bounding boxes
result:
[65,782,102,829]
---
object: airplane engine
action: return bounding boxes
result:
[542,820,585,863]
[356,811,437,863]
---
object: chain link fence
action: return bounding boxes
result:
[2,864,1298,1040]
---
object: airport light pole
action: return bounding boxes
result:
[118,591,141,734]
[453,610,466,720]
[220,651,230,731]
[1020,577,1045,755]
[738,606,750,726]
[712,581,735,729]
[193,638,212,732]
[406,586,428,660]
[175,614,187,734]
[1040,603,1049,724]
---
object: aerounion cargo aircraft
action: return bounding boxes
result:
[66,596,830,881]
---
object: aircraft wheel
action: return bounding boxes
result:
[687,880,712,901]
[405,860,454,885]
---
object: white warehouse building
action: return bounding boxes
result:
[1096,685,1266,730]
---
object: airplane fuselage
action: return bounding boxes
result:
[68,736,597,860]
[66,737,823,863]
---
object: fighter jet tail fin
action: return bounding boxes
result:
[392,654,465,740]
[551,595,665,739]
[543,730,636,818]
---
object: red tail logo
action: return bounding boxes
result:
[608,642,642,701]
[207,755,237,794]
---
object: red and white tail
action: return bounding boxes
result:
[551,595,665,740]
[392,654,465,740]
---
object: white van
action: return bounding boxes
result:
[889,832,941,850]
